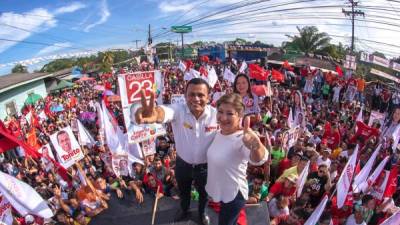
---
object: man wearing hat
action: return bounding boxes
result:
[317,148,332,168]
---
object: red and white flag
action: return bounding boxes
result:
[102,102,125,154]
[304,195,328,225]
[369,170,390,200]
[239,61,247,73]
[184,69,200,81]
[223,68,236,83]
[353,144,381,192]
[384,166,398,198]
[336,145,359,208]
[77,119,95,147]
[0,171,53,218]
[178,60,186,72]
[359,156,390,193]
[297,161,310,197]
[0,195,12,225]
[207,67,218,88]
[380,210,400,225]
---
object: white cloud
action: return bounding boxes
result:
[0,8,57,54]
[36,42,72,56]
[84,0,110,32]
[159,0,194,13]
[54,2,86,15]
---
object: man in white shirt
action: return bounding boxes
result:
[135,78,217,224]
[345,209,367,225]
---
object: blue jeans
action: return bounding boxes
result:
[219,191,246,225]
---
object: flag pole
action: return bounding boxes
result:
[151,185,160,225]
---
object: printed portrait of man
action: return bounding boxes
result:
[57,130,73,154]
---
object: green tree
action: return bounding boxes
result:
[316,42,347,59]
[372,51,386,59]
[11,64,28,73]
[101,51,115,73]
[40,58,75,73]
[234,38,247,45]
[285,26,331,55]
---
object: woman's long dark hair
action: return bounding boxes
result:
[233,73,253,99]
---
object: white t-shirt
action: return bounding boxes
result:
[317,156,331,168]
[206,131,268,203]
[345,214,366,225]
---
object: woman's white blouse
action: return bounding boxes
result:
[206,130,268,203]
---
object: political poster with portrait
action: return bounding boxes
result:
[100,151,112,167]
[171,94,186,105]
[142,138,157,156]
[368,110,386,129]
[0,195,12,225]
[282,126,301,151]
[37,144,55,172]
[118,70,166,144]
[50,126,84,168]
[112,154,129,177]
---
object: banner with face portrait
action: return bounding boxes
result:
[118,71,166,143]
[37,144,55,172]
[50,126,84,168]
[171,94,186,105]
[282,126,301,151]
[368,110,386,129]
[0,195,12,225]
[112,154,129,177]
[142,138,157,156]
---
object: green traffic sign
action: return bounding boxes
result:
[171,26,192,33]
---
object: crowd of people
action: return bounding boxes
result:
[0,56,399,225]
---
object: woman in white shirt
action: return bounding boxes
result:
[206,93,268,225]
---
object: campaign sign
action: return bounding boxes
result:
[50,126,84,168]
[123,71,155,104]
[142,138,157,156]
[171,94,186,105]
[118,71,166,144]
[368,110,386,129]
[112,154,129,177]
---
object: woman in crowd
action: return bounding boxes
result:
[233,74,261,122]
[205,93,268,225]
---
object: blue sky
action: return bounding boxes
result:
[1,0,400,75]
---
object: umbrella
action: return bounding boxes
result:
[79,112,96,121]
[104,90,115,96]
[94,85,105,91]
[75,76,95,83]
[50,104,64,112]
[24,93,42,105]
[107,95,121,102]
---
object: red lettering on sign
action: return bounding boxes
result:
[61,149,81,161]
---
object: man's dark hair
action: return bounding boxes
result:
[362,194,374,205]
[185,78,210,93]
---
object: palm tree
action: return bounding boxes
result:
[286,26,331,55]
[101,51,115,73]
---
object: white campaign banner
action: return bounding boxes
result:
[336,145,359,208]
[171,94,186,105]
[368,111,386,128]
[50,126,84,168]
[37,144,55,171]
[118,71,166,144]
[0,195,12,225]
[112,154,129,177]
[142,138,157,156]
[0,171,53,218]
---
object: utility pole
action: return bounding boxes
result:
[342,0,365,54]
[148,24,152,45]
[132,40,141,49]
[181,33,184,59]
